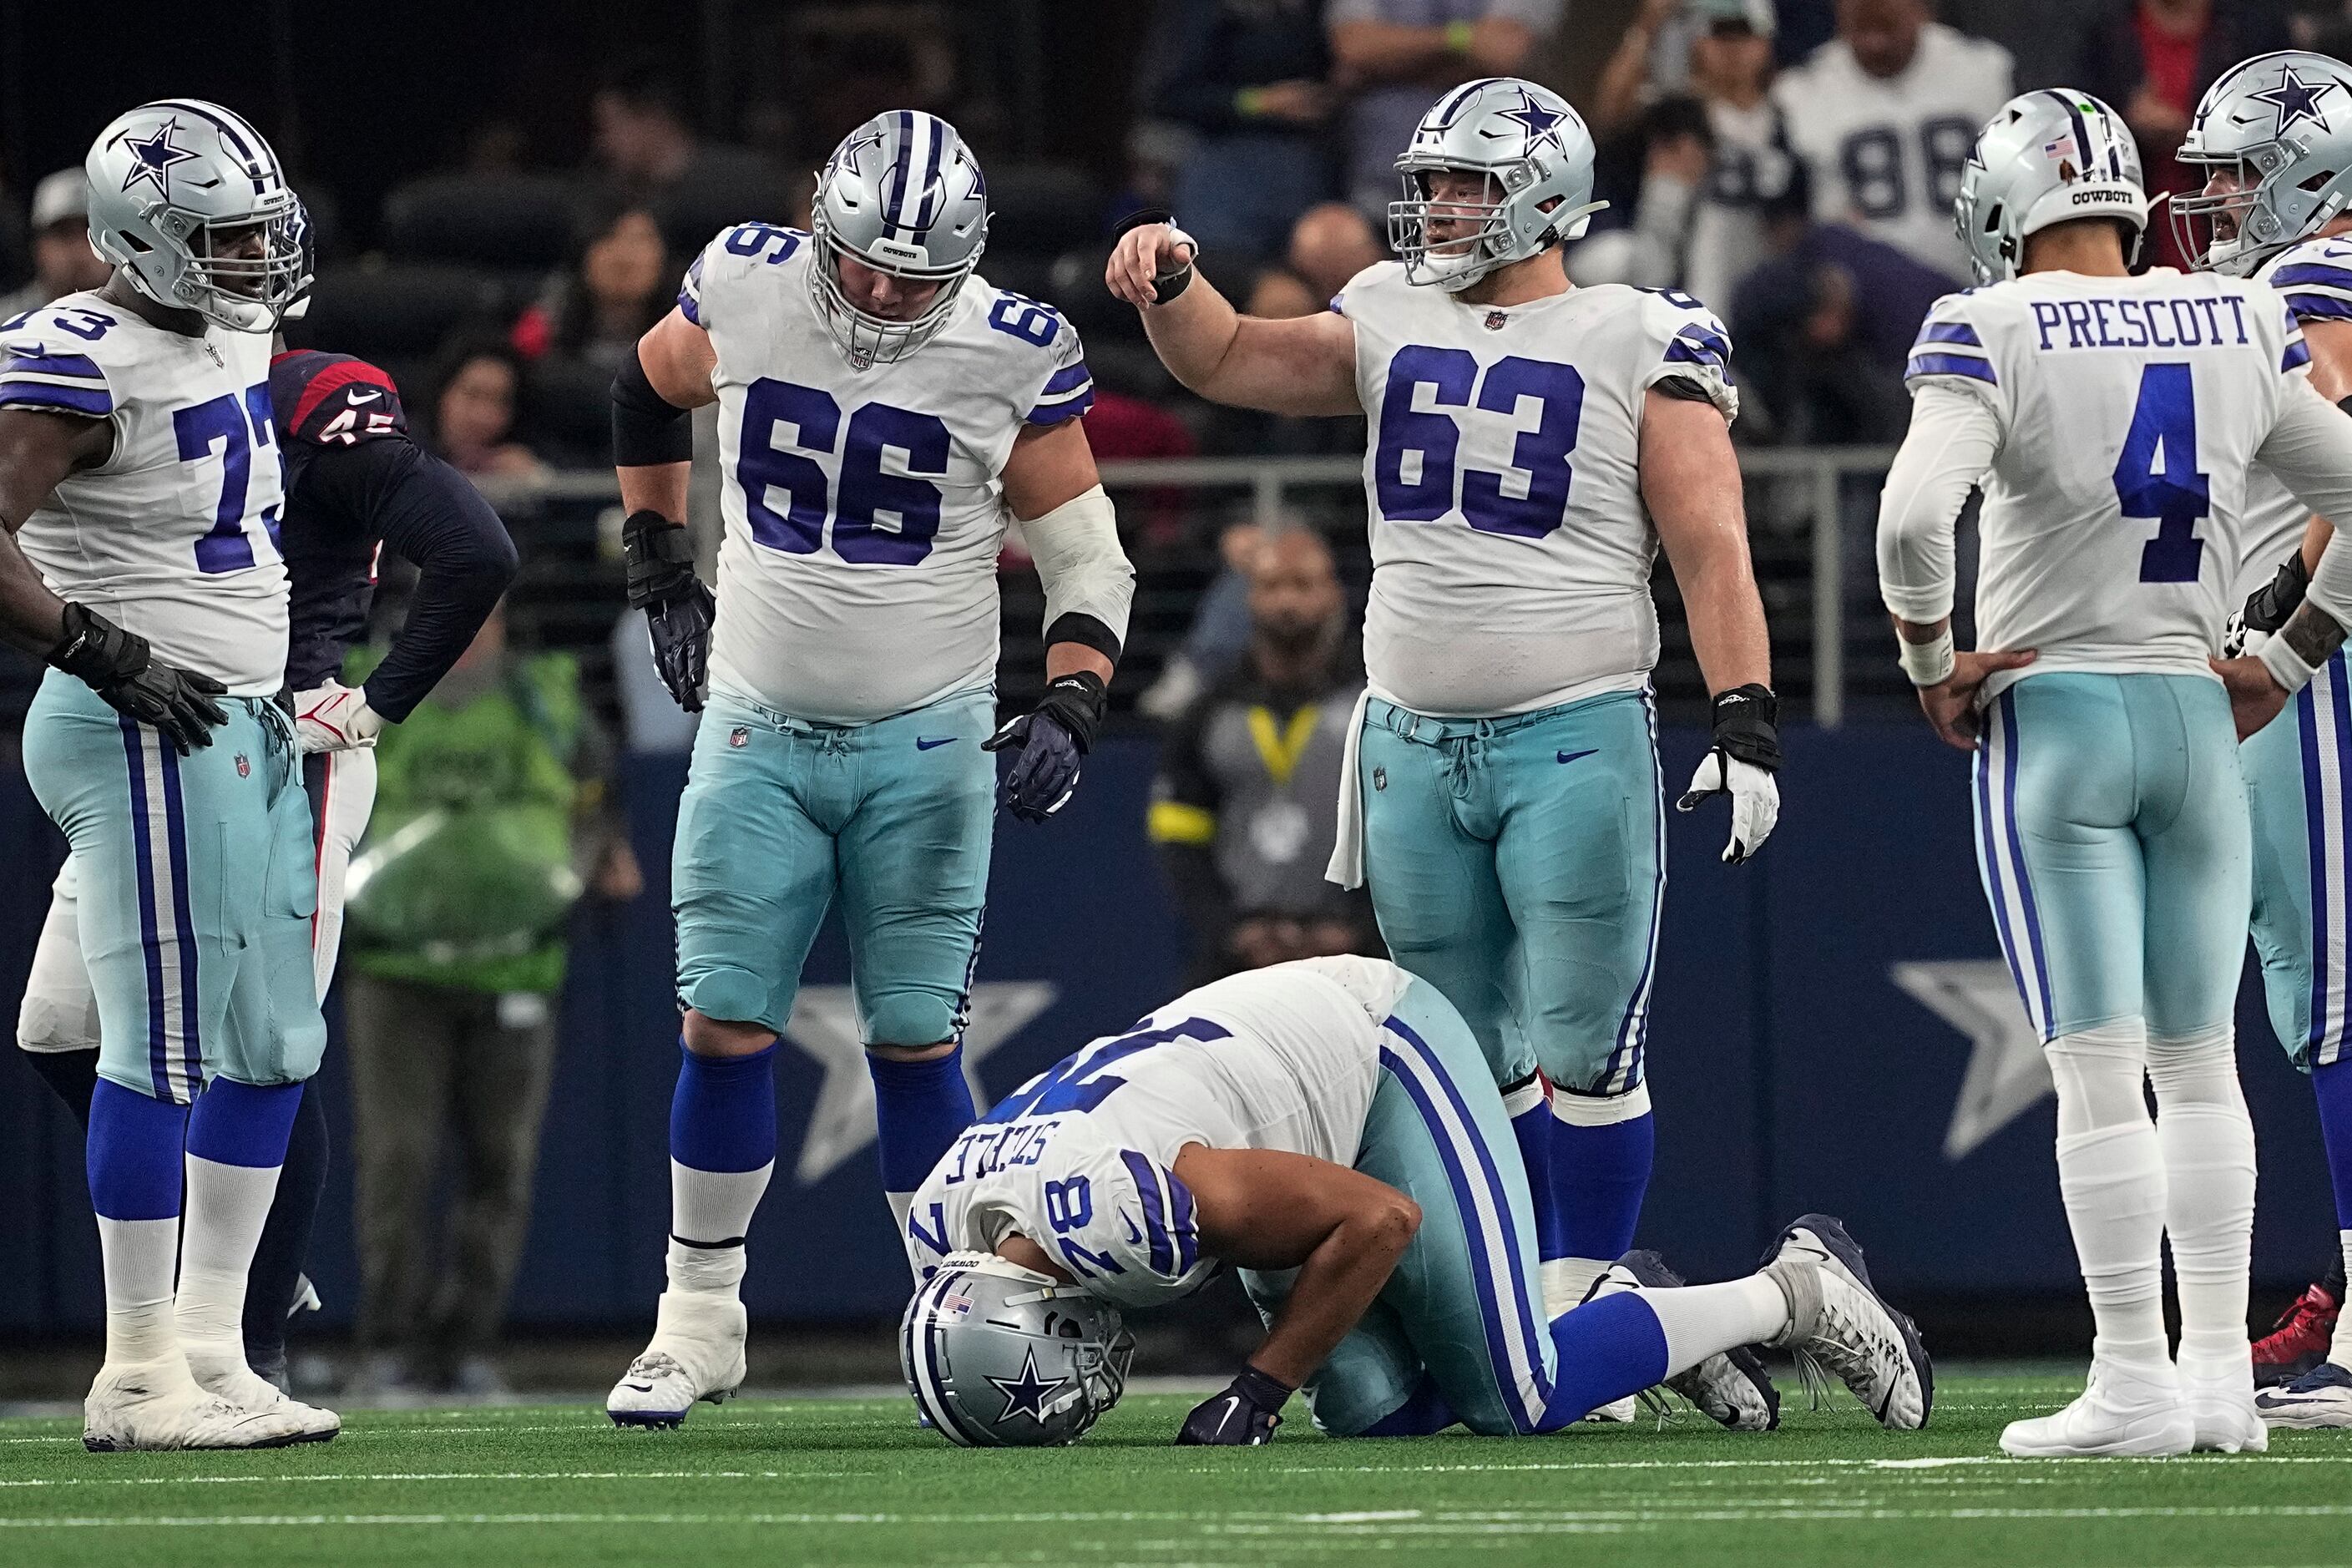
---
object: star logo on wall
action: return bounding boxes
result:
[1500,88,1571,157]
[117,119,196,199]
[1889,960,2050,1161]
[781,981,1060,1185]
[984,1347,1070,1424]
[2252,64,2339,139]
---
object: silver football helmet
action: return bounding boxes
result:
[808,110,989,369]
[901,1252,1134,1448]
[2172,51,2352,277]
[1954,89,2146,285]
[85,100,304,332]
[1390,78,1606,292]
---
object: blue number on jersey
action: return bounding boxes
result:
[1375,346,1586,538]
[176,382,279,574]
[980,1017,1235,1124]
[987,293,1063,347]
[723,223,802,264]
[2113,362,2208,584]
[733,377,951,564]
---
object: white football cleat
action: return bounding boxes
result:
[1581,1395,1640,1423]
[1761,1213,1932,1430]
[2179,1352,2267,1454]
[608,1290,747,1429]
[185,1345,341,1443]
[83,1358,330,1452]
[2000,1360,2193,1458]
[2254,1362,2352,1429]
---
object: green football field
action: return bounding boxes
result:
[3,1369,2349,1566]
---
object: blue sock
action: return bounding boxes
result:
[2315,1059,2352,1237]
[668,1041,778,1255]
[1505,1078,1563,1262]
[870,1046,977,1201]
[1538,1290,1671,1429]
[1359,1373,1458,1437]
[87,1079,188,1222]
[1550,1109,1655,1266]
[185,1079,305,1169]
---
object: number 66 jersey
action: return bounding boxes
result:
[683,223,1093,726]
[1338,264,1737,720]
[1,291,286,695]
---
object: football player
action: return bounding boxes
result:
[15,205,519,1395]
[899,955,1930,1447]
[2176,50,2352,1430]
[1107,78,1780,1339]
[606,110,1135,1427]
[0,102,341,1449]
[1878,89,2352,1456]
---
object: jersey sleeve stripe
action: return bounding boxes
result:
[2284,289,2352,321]
[2273,262,2352,294]
[2286,334,2314,372]
[1915,321,1984,348]
[1040,362,1090,396]
[0,381,111,416]
[1662,336,1727,372]
[1905,352,1998,385]
[0,352,104,380]
[1669,324,1732,365]
[1119,1150,1176,1275]
[1026,385,1095,427]
[1166,1166,1200,1272]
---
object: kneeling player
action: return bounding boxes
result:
[898,958,1930,1444]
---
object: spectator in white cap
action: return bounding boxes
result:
[0,169,110,318]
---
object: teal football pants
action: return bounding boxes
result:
[21,672,324,1105]
[1974,673,2250,1044]
[2243,652,2352,1071]
[670,685,995,1044]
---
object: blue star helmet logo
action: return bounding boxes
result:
[116,118,197,200]
[2251,63,2339,139]
[984,1346,1070,1425]
[1500,88,1571,158]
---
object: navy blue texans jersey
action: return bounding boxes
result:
[271,349,409,693]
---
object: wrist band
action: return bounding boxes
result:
[1896,628,1956,687]
[2262,632,2319,696]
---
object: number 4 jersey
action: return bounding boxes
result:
[683,224,1094,725]
[1900,269,2310,686]
[1338,263,1737,719]
[1,292,286,695]
[902,955,1411,1307]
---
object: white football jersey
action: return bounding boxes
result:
[1773,23,2013,283]
[0,291,286,695]
[1336,262,1737,718]
[684,223,1093,724]
[2232,235,2352,601]
[1905,269,2310,684]
[901,956,1410,1308]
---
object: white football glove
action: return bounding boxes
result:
[293,680,383,753]
[1677,751,1780,864]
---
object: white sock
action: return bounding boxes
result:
[2146,1029,2257,1367]
[175,1155,283,1365]
[2055,1121,2170,1368]
[1541,1257,1611,1318]
[2332,1230,2352,1372]
[96,1215,180,1366]
[669,1156,771,1297]
[666,1234,748,1297]
[1630,1276,1791,1380]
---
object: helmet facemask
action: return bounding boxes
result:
[2172,146,2296,276]
[806,209,980,371]
[117,190,306,331]
[1391,165,1519,291]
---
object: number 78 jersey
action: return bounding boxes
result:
[1338,263,1739,719]
[1904,269,2309,676]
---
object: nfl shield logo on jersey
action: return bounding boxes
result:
[235,754,250,778]
[1485,310,1509,331]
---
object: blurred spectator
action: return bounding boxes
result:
[510,205,672,378]
[0,169,109,318]
[1327,0,1565,220]
[1684,0,1796,311]
[1569,95,1712,290]
[1150,0,1337,261]
[1773,0,2013,287]
[341,604,641,1398]
[1593,0,1717,133]
[1248,266,1324,316]
[1288,200,1385,300]
[421,336,546,480]
[2073,1,2289,271]
[1151,526,1376,984]
[591,63,777,210]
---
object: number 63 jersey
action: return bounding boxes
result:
[0,291,286,695]
[683,223,1093,725]
[1904,269,2309,680]
[1338,263,1738,720]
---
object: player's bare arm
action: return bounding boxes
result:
[613,305,720,713]
[1105,224,1360,416]
[0,406,226,752]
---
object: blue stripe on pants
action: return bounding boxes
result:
[118,718,170,1100]
[159,741,201,1096]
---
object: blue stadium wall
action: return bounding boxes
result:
[0,723,2337,1332]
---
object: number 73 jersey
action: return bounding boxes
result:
[1,291,286,695]
[685,223,1093,725]
[1904,269,2308,675]
[1338,263,1738,719]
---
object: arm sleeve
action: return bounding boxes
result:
[295,438,518,721]
[1017,484,1132,658]
[2258,375,2352,622]
[1876,381,2004,625]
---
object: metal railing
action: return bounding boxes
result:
[473,445,1901,728]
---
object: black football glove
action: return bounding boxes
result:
[47,602,228,755]
[1176,1366,1292,1446]
[1676,683,1783,865]
[2228,550,2310,656]
[624,510,716,712]
[984,669,1106,824]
